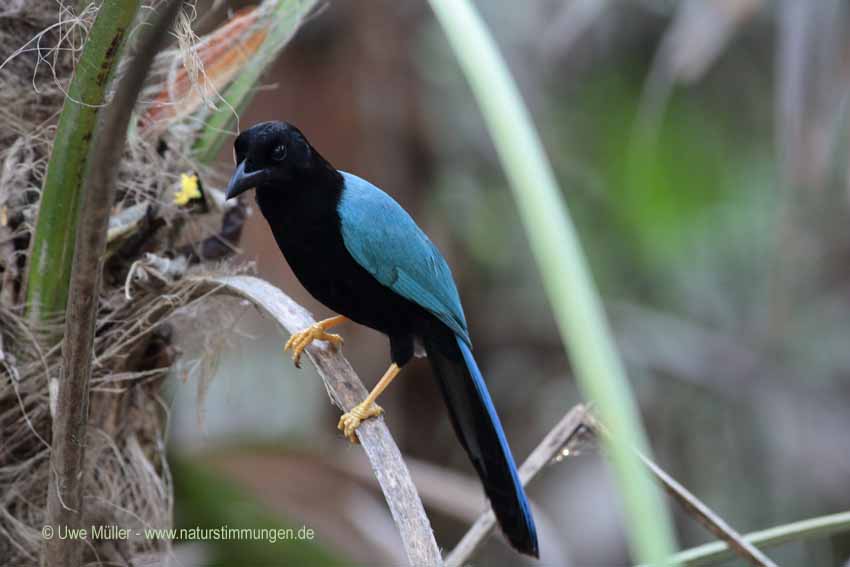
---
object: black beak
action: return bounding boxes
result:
[225,161,268,199]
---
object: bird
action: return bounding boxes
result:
[225,121,538,557]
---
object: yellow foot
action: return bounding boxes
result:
[337,401,384,443]
[284,323,343,368]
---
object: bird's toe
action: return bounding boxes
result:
[324,332,344,347]
[284,324,344,369]
[337,413,360,443]
[337,402,383,443]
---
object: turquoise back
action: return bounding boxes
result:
[337,171,470,346]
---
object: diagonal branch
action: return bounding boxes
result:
[189,275,443,566]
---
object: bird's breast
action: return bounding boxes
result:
[256,189,441,341]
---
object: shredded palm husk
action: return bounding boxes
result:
[0,2,248,563]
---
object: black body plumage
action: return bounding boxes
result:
[255,161,448,364]
[226,121,538,557]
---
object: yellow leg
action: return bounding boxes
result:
[284,315,346,368]
[337,363,401,443]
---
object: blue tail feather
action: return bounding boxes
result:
[457,337,538,555]
[425,333,538,557]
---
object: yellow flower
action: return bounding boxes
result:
[174,173,202,206]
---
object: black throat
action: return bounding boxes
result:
[251,149,358,324]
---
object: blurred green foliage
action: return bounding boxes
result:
[567,75,776,300]
[172,457,342,567]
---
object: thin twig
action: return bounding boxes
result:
[189,275,443,566]
[43,3,184,567]
[445,404,588,567]
[585,414,779,567]
[639,453,778,567]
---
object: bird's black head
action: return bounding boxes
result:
[225,121,319,199]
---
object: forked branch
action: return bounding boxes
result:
[447,404,779,567]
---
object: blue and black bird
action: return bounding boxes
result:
[225,121,538,557]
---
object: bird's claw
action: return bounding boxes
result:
[284,323,343,368]
[337,401,383,444]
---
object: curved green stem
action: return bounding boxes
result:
[25,0,140,322]
[425,0,678,563]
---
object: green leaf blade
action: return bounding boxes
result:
[425,0,679,563]
[26,0,141,321]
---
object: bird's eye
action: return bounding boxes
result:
[271,144,287,162]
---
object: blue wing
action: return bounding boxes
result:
[337,171,470,346]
